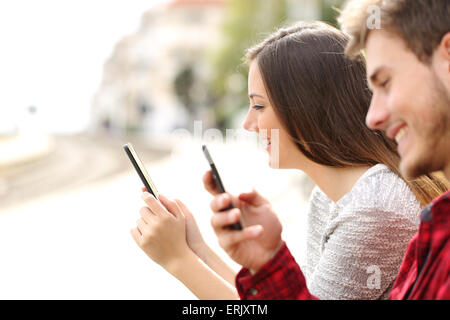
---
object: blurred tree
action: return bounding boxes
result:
[209,0,287,130]
[209,0,347,130]
[320,0,346,27]
[174,66,196,115]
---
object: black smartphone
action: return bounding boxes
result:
[202,144,242,230]
[123,142,159,199]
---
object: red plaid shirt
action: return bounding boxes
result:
[236,190,450,300]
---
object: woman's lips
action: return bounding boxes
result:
[259,135,271,151]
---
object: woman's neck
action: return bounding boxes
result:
[301,162,373,203]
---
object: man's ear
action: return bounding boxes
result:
[439,32,450,69]
[434,32,450,84]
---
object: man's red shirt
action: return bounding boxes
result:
[236,191,450,300]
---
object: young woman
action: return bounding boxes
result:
[130,22,449,300]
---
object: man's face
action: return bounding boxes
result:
[365,30,450,180]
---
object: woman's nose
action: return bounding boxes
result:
[242,109,258,132]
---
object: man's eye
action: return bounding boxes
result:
[380,79,390,88]
[252,104,264,110]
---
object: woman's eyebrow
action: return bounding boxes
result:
[249,93,266,99]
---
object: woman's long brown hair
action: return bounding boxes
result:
[245,21,449,206]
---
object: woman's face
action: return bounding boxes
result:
[243,60,306,169]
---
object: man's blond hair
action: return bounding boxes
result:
[338,0,450,62]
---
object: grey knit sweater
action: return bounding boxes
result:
[303,164,420,300]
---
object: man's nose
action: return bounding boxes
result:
[366,95,390,131]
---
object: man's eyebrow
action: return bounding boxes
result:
[249,93,266,99]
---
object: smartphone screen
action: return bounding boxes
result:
[123,143,159,198]
[202,144,242,230]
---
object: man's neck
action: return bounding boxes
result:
[443,164,450,184]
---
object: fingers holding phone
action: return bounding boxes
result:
[208,205,269,272]
[210,207,242,231]
[131,192,191,269]
[142,191,183,219]
[202,170,221,195]
[208,188,284,272]
[202,145,242,230]
[140,186,208,259]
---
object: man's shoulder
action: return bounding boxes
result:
[427,190,450,222]
[431,190,450,206]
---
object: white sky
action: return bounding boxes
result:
[0,0,166,133]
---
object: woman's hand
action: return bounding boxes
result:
[131,191,240,299]
[136,187,208,259]
[175,198,208,259]
[207,184,284,272]
[130,192,192,272]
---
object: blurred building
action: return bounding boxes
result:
[90,0,328,137]
[90,0,227,137]
[287,0,320,21]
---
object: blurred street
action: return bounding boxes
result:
[0,133,169,210]
[0,134,311,299]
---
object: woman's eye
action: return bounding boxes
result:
[252,104,264,110]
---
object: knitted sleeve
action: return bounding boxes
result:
[306,169,421,300]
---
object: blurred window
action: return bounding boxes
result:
[184,9,204,24]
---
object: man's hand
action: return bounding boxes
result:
[207,183,284,272]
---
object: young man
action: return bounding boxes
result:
[208,0,450,299]
[338,0,450,299]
